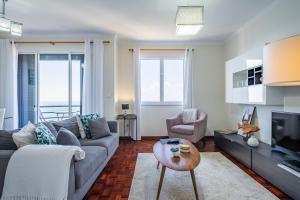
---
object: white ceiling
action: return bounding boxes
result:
[4,0,274,41]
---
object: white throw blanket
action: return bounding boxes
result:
[1,145,85,200]
[182,109,197,124]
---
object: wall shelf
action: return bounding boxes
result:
[225,48,284,105]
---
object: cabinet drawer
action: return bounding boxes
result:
[214,133,251,168]
[252,151,300,200]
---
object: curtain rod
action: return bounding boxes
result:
[11,41,110,45]
[128,48,194,52]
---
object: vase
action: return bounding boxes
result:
[247,135,259,147]
[243,134,250,142]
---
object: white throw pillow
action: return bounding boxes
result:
[12,121,37,148]
[182,109,197,124]
[76,115,86,139]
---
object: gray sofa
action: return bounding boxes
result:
[0,120,119,200]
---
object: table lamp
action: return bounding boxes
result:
[122,103,129,115]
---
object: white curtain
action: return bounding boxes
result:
[82,39,104,115]
[183,48,194,109]
[0,39,18,129]
[133,48,141,140]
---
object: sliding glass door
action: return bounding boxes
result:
[18,53,84,126]
[38,54,84,122]
[71,54,84,115]
[18,54,37,127]
[38,54,70,121]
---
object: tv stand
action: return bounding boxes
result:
[281,159,300,173]
[214,131,300,200]
[271,148,287,155]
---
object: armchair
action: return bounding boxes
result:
[166,110,207,143]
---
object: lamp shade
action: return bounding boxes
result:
[121,103,129,110]
[263,35,300,86]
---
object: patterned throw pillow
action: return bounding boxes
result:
[79,113,100,139]
[35,123,57,145]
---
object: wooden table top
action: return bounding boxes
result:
[153,139,200,171]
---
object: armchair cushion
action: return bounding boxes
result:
[182,109,197,124]
[170,125,194,135]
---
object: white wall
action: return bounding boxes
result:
[117,42,226,137]
[224,0,300,144]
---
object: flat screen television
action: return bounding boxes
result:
[272,111,300,155]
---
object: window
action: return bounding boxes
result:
[164,59,184,102]
[140,60,160,102]
[140,52,184,105]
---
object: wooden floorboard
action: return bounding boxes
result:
[84,138,292,200]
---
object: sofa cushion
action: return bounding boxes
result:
[80,133,119,155]
[52,116,81,138]
[35,123,57,144]
[57,128,81,147]
[171,125,194,135]
[0,130,18,150]
[12,121,37,148]
[78,113,100,139]
[88,117,111,139]
[42,122,58,138]
[74,146,107,189]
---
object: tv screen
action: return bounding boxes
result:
[272,112,300,154]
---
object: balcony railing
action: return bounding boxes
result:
[39,105,81,122]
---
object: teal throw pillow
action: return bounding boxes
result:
[79,113,100,139]
[35,123,57,144]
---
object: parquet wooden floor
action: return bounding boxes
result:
[84,138,292,200]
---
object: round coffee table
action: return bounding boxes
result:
[153,139,200,200]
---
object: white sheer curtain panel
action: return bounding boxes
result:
[0,39,18,129]
[183,48,194,109]
[82,39,104,115]
[133,48,141,140]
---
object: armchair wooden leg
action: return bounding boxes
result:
[195,138,205,148]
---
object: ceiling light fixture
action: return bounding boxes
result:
[0,0,22,36]
[176,6,204,36]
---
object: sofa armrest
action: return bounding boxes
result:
[108,121,118,133]
[0,150,15,196]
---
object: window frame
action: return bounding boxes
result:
[140,54,184,106]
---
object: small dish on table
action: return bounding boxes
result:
[179,144,191,153]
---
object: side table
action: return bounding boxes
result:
[116,114,137,140]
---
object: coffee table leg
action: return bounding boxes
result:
[157,161,160,169]
[190,170,199,200]
[156,165,166,200]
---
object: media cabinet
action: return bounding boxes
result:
[214,131,300,200]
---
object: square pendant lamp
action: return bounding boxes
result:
[11,21,22,36]
[0,17,10,32]
[0,0,23,36]
[176,6,204,35]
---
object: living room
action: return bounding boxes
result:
[0,0,300,200]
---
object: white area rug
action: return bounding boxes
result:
[129,152,278,200]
